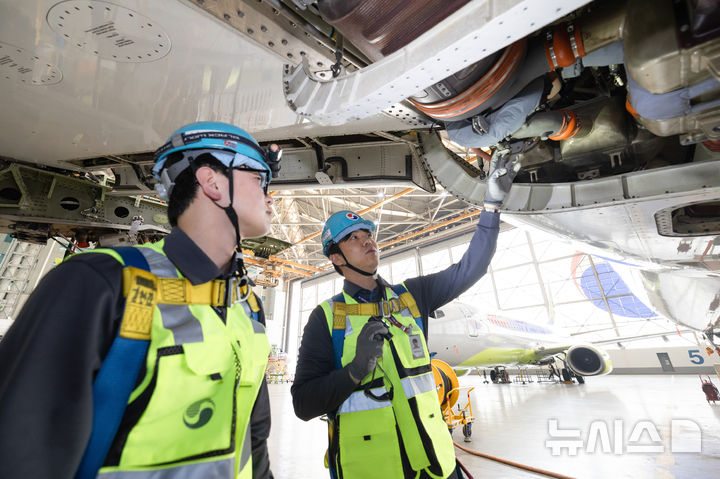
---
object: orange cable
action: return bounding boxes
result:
[453,441,576,479]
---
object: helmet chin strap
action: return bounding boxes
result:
[208,167,251,304]
[338,250,377,277]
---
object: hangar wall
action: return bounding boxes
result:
[607,346,718,374]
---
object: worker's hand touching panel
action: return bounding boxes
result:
[484,149,521,206]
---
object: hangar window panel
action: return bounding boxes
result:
[492,264,540,288]
[459,273,493,296]
[450,244,469,263]
[421,249,451,275]
[487,229,532,269]
[334,277,344,294]
[317,280,334,302]
[553,303,613,333]
[503,228,531,247]
[509,305,549,324]
[458,288,497,310]
[539,254,584,280]
[301,284,317,310]
[584,257,659,319]
[496,283,544,309]
[529,231,576,262]
[377,263,392,282]
[491,245,533,269]
[391,256,417,282]
[605,295,658,319]
[543,256,591,303]
[548,254,609,302]
[614,319,672,338]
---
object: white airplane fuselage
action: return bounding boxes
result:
[427,302,612,376]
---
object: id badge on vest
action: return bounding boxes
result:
[409,333,424,359]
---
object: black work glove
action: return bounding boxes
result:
[347,320,389,382]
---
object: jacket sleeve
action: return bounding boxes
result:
[249,301,274,479]
[0,254,125,479]
[250,378,274,479]
[291,305,358,421]
[405,211,500,323]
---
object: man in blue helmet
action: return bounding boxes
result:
[291,152,520,479]
[0,122,278,479]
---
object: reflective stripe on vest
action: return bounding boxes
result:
[401,372,435,398]
[98,457,234,478]
[90,242,268,479]
[239,421,252,474]
[137,247,205,345]
[337,387,392,414]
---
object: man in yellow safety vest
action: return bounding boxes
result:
[292,152,520,478]
[0,122,279,479]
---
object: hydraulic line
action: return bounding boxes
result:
[453,441,576,479]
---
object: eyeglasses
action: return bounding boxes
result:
[234,167,270,194]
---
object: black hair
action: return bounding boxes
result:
[165,151,227,226]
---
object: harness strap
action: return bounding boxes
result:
[330,293,346,371]
[329,284,423,371]
[76,247,154,479]
[121,267,259,310]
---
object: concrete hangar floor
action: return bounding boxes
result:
[266,373,720,479]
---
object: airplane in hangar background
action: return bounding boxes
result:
[426,301,613,382]
[0,1,718,346]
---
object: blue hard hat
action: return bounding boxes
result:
[322,210,376,256]
[152,121,273,200]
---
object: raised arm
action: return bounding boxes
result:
[405,211,500,318]
[406,149,520,319]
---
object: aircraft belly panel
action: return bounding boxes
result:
[0,0,413,166]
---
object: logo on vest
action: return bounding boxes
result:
[183,398,215,429]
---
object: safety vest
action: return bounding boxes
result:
[321,284,456,479]
[89,241,269,478]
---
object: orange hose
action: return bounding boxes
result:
[453,441,576,479]
[573,24,586,57]
[551,25,577,68]
[409,39,527,119]
[548,110,580,141]
[545,23,586,70]
[625,97,640,119]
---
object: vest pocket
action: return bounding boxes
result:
[117,341,236,467]
[338,405,404,477]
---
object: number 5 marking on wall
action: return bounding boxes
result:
[688,349,704,365]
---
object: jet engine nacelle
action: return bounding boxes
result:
[565,344,613,376]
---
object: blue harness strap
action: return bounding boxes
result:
[75,247,152,479]
[330,293,346,371]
